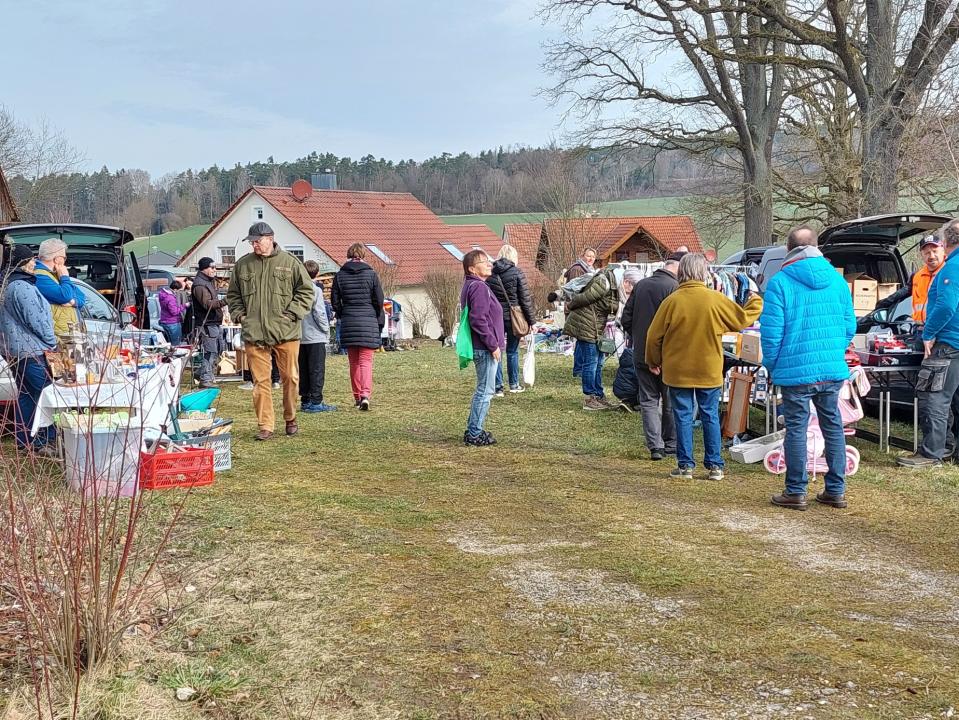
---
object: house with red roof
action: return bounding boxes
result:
[177,183,505,338]
[503,215,703,270]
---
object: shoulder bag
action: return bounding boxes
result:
[495,274,530,337]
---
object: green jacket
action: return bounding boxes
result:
[226,246,314,346]
[564,268,618,343]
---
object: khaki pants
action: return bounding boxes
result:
[246,341,300,431]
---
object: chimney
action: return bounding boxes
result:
[311,170,337,191]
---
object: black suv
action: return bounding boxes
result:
[0,223,150,327]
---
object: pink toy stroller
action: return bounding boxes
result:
[763,379,863,476]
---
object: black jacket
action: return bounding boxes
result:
[487,259,535,335]
[620,268,678,368]
[192,271,225,327]
[331,260,385,349]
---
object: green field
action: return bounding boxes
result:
[127,224,211,260]
[440,197,689,237]
[6,347,957,718]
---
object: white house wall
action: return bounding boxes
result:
[178,191,339,272]
[392,286,444,339]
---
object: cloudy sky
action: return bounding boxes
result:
[5,0,573,176]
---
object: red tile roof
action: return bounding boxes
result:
[179,187,506,285]
[503,223,543,270]
[543,216,703,258]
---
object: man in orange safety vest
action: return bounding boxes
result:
[875,234,947,322]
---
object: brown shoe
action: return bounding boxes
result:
[255,429,274,441]
[771,492,808,511]
[285,420,299,436]
[815,491,848,509]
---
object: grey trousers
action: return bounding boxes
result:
[635,363,676,452]
[918,342,959,459]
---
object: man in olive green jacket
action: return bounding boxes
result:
[227,222,314,441]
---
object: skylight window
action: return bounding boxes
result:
[440,243,464,260]
[365,244,394,265]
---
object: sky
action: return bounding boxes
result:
[5,0,570,177]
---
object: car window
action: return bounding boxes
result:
[76,283,117,322]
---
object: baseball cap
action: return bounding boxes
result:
[245,221,274,242]
[920,234,944,248]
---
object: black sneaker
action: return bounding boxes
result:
[481,430,497,445]
[464,432,491,447]
[359,397,371,412]
[896,453,942,468]
[650,449,665,461]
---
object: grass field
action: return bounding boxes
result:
[6,346,957,719]
[440,198,690,237]
[127,225,211,261]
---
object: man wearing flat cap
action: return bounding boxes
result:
[227,222,314,441]
[191,256,227,389]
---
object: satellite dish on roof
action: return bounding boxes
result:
[291,179,313,201]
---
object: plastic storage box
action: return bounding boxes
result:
[179,433,232,472]
[61,423,144,497]
[140,446,214,490]
[728,430,786,464]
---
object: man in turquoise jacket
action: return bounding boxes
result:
[760,225,856,511]
[899,219,959,468]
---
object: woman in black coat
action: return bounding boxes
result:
[331,243,385,410]
[487,244,535,394]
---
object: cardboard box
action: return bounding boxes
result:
[845,273,878,312]
[739,333,762,364]
[877,283,900,302]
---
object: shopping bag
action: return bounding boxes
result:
[456,305,474,369]
[523,333,536,386]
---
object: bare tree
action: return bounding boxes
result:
[373,261,400,299]
[404,297,435,338]
[424,268,462,340]
[752,0,959,215]
[544,0,787,248]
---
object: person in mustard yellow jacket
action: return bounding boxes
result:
[646,253,762,481]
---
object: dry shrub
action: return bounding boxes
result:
[371,260,399,299]
[527,271,556,319]
[0,355,194,716]
[424,268,462,340]
[404,298,435,338]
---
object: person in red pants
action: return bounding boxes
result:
[331,244,385,411]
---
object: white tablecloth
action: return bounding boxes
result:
[32,357,185,435]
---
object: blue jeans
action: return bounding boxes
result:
[10,356,55,450]
[495,332,522,391]
[573,340,585,377]
[669,387,723,470]
[781,381,846,496]
[467,348,498,437]
[160,322,182,345]
[579,341,606,398]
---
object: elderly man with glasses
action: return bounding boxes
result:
[33,237,85,338]
[227,222,314,441]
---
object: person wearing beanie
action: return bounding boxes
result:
[0,245,57,456]
[621,252,682,459]
[227,222,314,440]
[191,256,226,389]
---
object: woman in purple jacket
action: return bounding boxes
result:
[158,279,187,345]
[460,250,505,446]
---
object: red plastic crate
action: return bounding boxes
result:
[140,447,215,490]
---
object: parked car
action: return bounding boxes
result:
[721,245,777,272]
[0,223,149,327]
[757,213,949,292]
[0,278,136,405]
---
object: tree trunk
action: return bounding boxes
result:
[862,110,905,215]
[742,142,774,248]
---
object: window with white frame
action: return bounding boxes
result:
[252,205,265,221]
[286,245,305,262]
[440,242,464,260]
[218,247,235,265]
[365,244,394,265]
